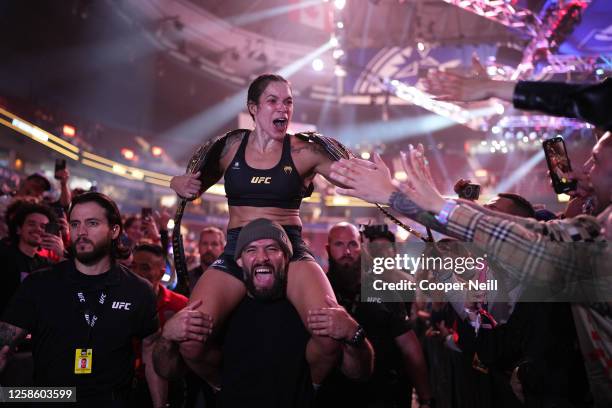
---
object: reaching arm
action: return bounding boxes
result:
[333,144,604,284]
[425,59,612,129]
[0,322,28,373]
[143,332,168,408]
[55,168,72,209]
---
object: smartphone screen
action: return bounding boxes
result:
[54,159,67,180]
[543,137,577,194]
[141,207,153,220]
[45,222,61,236]
[52,205,65,220]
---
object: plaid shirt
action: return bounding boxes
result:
[444,203,607,290]
[444,203,612,403]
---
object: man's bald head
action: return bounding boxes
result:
[327,222,361,270]
[328,223,360,242]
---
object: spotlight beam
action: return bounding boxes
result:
[158,90,247,156]
[162,40,335,157]
[494,150,545,193]
[278,41,335,78]
[226,0,322,26]
[323,114,456,145]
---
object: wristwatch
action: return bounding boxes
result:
[344,324,366,347]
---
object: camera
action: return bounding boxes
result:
[458,183,481,200]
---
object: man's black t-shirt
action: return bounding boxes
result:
[217,296,314,408]
[0,242,52,315]
[2,260,159,403]
[317,278,413,407]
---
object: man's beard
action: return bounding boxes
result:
[244,262,287,301]
[72,237,112,265]
[328,256,361,292]
[200,252,218,268]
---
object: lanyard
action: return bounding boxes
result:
[76,290,107,346]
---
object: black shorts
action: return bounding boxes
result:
[210,225,315,281]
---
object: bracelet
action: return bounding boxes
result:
[434,200,458,225]
[343,325,366,347]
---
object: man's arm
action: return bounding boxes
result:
[339,336,374,381]
[395,330,433,406]
[0,322,28,372]
[157,300,219,385]
[152,336,186,380]
[143,332,168,408]
[56,168,71,209]
[441,204,600,285]
[307,295,374,380]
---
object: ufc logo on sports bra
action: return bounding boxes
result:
[251,176,271,184]
[112,301,131,310]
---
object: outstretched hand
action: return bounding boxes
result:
[423,56,505,102]
[330,153,397,204]
[396,144,446,214]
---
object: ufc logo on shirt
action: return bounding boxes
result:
[251,176,271,184]
[112,301,131,310]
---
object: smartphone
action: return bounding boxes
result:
[54,159,67,180]
[45,221,61,236]
[141,207,153,220]
[543,137,577,194]
[51,205,65,220]
[458,183,481,200]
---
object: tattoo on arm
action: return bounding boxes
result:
[152,336,185,379]
[389,191,426,218]
[219,133,243,158]
[153,336,177,356]
[291,143,327,157]
[0,322,26,349]
[389,191,447,232]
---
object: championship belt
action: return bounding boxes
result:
[172,129,248,294]
[295,132,431,242]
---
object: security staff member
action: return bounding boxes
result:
[0,192,160,407]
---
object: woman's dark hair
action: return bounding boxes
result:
[68,192,131,260]
[246,74,290,120]
[497,193,536,218]
[8,202,57,245]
